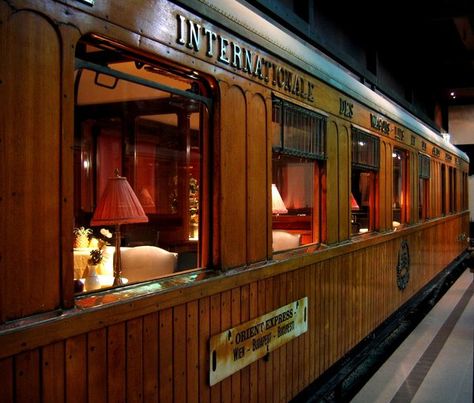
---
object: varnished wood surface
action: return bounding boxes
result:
[0,1,470,402]
[0,5,62,322]
[0,214,468,402]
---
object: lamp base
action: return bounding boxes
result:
[112,224,124,287]
[113,276,124,286]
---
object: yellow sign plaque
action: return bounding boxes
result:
[209,297,308,386]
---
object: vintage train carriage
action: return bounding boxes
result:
[0,0,469,402]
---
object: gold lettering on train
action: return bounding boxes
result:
[176,14,315,102]
[370,113,390,135]
[339,98,354,118]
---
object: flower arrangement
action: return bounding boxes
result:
[87,228,111,266]
[88,248,103,265]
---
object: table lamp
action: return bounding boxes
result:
[91,170,148,286]
[272,184,288,214]
[351,193,360,210]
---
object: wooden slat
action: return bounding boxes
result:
[186,301,199,403]
[279,273,287,403]
[127,318,144,403]
[198,297,211,403]
[159,309,173,403]
[88,329,107,403]
[240,285,250,403]
[42,341,65,403]
[257,280,266,402]
[0,357,13,403]
[108,323,126,403]
[173,305,186,403]
[231,288,242,403]
[287,272,295,399]
[309,265,316,381]
[249,282,258,403]
[271,276,281,403]
[15,350,40,402]
[66,335,87,403]
[265,277,274,403]
[210,294,221,403]
[143,313,159,402]
[220,291,231,403]
[298,269,306,391]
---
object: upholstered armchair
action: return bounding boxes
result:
[121,246,178,283]
[272,230,301,252]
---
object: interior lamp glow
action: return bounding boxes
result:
[351,193,360,210]
[272,184,288,214]
[91,170,148,286]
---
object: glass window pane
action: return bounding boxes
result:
[74,44,209,291]
[351,169,375,234]
[272,155,316,250]
[392,148,407,225]
[271,97,325,252]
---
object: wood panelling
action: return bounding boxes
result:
[246,93,269,263]
[15,350,40,402]
[87,329,107,403]
[375,140,391,231]
[42,341,65,403]
[0,3,470,403]
[338,123,350,241]
[0,217,461,402]
[219,82,247,268]
[326,120,339,244]
[0,357,13,402]
[0,8,61,321]
[65,335,87,403]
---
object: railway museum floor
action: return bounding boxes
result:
[351,266,473,403]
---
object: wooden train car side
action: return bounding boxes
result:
[0,1,469,402]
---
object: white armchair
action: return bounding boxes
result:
[120,246,177,283]
[272,230,301,252]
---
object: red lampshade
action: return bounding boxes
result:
[91,172,149,226]
[272,184,288,214]
[351,193,360,210]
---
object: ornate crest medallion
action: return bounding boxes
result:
[396,240,410,290]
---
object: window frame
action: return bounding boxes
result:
[392,147,409,226]
[350,127,380,235]
[271,96,327,250]
[418,153,431,221]
[73,42,213,293]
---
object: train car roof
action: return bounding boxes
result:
[181,0,469,163]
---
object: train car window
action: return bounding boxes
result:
[392,148,408,227]
[441,164,447,215]
[73,39,211,293]
[418,154,431,221]
[449,167,456,213]
[271,97,326,251]
[462,172,468,211]
[351,128,379,235]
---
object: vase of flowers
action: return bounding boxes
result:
[85,248,103,291]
